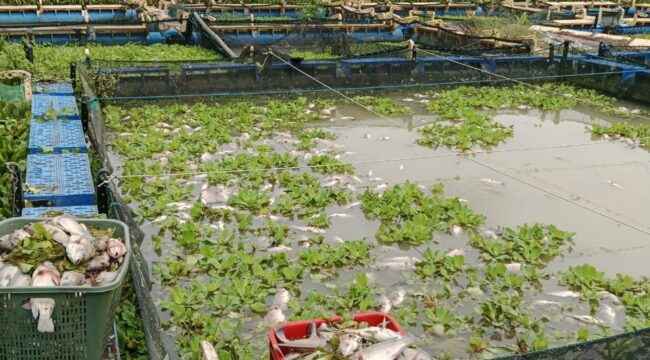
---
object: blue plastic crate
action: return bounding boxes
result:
[28,118,87,154]
[24,153,95,206]
[21,205,98,217]
[31,94,79,118]
[32,83,74,96]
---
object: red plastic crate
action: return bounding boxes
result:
[268,312,407,360]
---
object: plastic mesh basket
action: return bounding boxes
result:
[0,82,25,102]
[0,217,130,360]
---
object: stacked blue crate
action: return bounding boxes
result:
[23,83,98,217]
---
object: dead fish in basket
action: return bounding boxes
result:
[65,234,95,265]
[338,333,361,356]
[349,334,416,360]
[41,223,70,246]
[9,273,31,287]
[0,265,20,287]
[107,238,128,259]
[86,252,111,272]
[51,215,88,236]
[31,262,61,333]
[343,326,402,341]
[275,322,328,353]
[60,271,86,286]
[399,347,432,360]
[0,227,31,252]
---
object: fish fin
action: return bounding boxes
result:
[30,302,38,318]
[37,316,54,333]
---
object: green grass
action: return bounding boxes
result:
[1,41,221,82]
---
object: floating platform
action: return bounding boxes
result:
[24,153,95,207]
[21,205,98,217]
[28,117,86,154]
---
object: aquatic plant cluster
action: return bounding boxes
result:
[103,88,650,359]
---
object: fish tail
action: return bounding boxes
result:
[37,315,54,333]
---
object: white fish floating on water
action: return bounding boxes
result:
[548,290,581,298]
[389,289,406,307]
[399,164,404,171]
[348,175,363,184]
[418,99,430,104]
[363,133,372,139]
[379,296,392,313]
[367,177,385,182]
[597,291,620,304]
[329,213,353,219]
[291,226,326,234]
[344,201,362,209]
[450,225,464,237]
[60,271,86,286]
[414,93,427,98]
[480,178,504,185]
[533,300,561,306]
[31,262,60,332]
[480,228,498,240]
[264,306,285,327]
[378,136,391,141]
[340,116,355,121]
[572,315,605,325]
[446,248,465,257]
[376,257,420,272]
[505,263,522,273]
[200,152,214,163]
[375,183,388,191]
[402,98,414,102]
[606,180,623,189]
[209,205,236,211]
[166,202,193,211]
[272,289,290,310]
[267,245,292,253]
[201,185,230,205]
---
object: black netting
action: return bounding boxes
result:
[77,70,169,360]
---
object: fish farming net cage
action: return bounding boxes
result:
[596,43,650,69]
[76,73,650,360]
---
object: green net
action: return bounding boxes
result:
[0,82,25,103]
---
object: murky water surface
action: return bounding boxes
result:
[107,91,650,359]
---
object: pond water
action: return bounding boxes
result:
[105,90,650,359]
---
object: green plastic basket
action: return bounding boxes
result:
[0,217,131,360]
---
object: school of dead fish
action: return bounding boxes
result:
[0,216,128,332]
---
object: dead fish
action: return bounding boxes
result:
[329,213,353,219]
[367,177,385,182]
[533,300,560,306]
[572,315,605,325]
[446,248,465,257]
[348,175,363,184]
[350,335,414,360]
[480,178,504,185]
[152,215,168,223]
[201,185,230,205]
[8,274,31,287]
[267,245,292,253]
[344,326,402,342]
[31,262,60,332]
[480,228,498,240]
[291,226,326,234]
[451,225,464,237]
[418,99,430,104]
[96,236,110,252]
[86,252,111,271]
[322,180,339,187]
[264,306,285,327]
[0,265,20,286]
[549,290,581,298]
[597,291,620,304]
[107,239,127,259]
[363,133,372,139]
[200,340,219,360]
[0,233,20,252]
[65,235,95,265]
[340,116,355,121]
[276,322,327,352]
[375,183,388,191]
[376,257,420,272]
[606,180,623,189]
[505,263,522,273]
[272,289,290,310]
[379,296,392,313]
[344,201,362,209]
[402,98,414,102]
[378,136,391,141]
[338,333,361,356]
[200,152,214,163]
[399,164,404,170]
[389,289,406,307]
[399,348,432,360]
[51,215,87,235]
[209,205,235,211]
[60,271,86,286]
[166,202,192,211]
[414,93,427,98]
[92,271,118,286]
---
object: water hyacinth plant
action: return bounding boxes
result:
[101,89,650,359]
